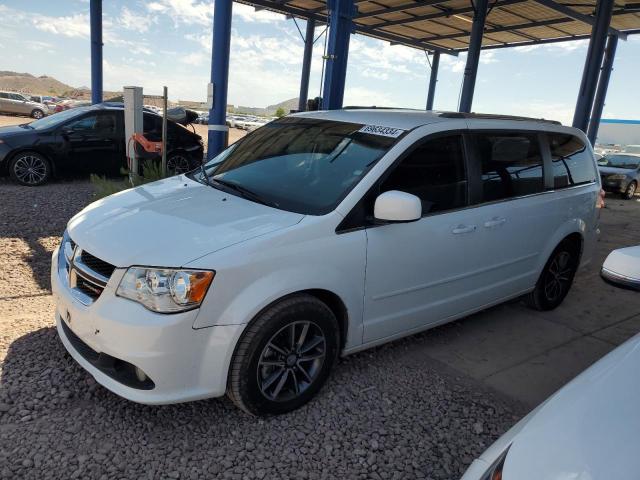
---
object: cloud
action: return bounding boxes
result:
[233,3,285,24]
[181,52,207,66]
[119,6,153,33]
[33,13,90,38]
[343,86,395,107]
[144,0,212,26]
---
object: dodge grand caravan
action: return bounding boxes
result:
[52,110,601,415]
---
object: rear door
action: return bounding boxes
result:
[465,130,552,297]
[9,93,30,115]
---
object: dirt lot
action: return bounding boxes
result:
[1,173,640,478]
[0,114,246,149]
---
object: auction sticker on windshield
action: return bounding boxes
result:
[358,125,405,138]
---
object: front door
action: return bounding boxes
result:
[59,111,122,175]
[363,133,492,342]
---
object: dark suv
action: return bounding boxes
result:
[0,104,203,186]
[599,153,640,199]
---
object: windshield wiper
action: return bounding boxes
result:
[211,178,279,209]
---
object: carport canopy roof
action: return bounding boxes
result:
[237,0,640,54]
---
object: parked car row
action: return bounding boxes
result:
[0,91,50,119]
[0,103,204,185]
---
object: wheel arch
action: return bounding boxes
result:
[236,289,350,354]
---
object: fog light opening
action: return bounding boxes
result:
[135,367,148,382]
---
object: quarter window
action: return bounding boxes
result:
[549,134,596,188]
[475,133,543,201]
[380,135,467,214]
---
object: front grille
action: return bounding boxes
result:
[59,237,115,306]
[79,250,116,279]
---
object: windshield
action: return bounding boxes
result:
[603,154,640,169]
[27,108,91,130]
[195,117,402,215]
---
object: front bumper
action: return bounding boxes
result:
[52,246,244,404]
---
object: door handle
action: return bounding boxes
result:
[484,217,506,228]
[451,224,476,235]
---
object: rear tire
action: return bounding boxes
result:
[624,181,637,200]
[227,294,339,416]
[524,239,580,311]
[9,151,51,186]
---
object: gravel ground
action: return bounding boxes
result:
[0,178,524,480]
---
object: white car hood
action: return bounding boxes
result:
[67,175,304,267]
[503,334,640,480]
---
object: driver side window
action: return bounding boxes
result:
[379,135,468,215]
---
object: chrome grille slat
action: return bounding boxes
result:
[58,237,115,306]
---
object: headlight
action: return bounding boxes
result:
[480,445,510,480]
[116,267,214,313]
[607,174,627,181]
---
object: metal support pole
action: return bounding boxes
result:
[89,0,103,105]
[322,0,354,110]
[207,0,233,160]
[572,0,616,132]
[426,51,440,111]
[587,34,618,145]
[458,0,488,113]
[161,86,168,176]
[298,19,316,112]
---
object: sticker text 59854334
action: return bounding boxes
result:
[357,125,405,138]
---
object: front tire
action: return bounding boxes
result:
[9,151,51,186]
[227,294,339,416]
[31,109,44,119]
[624,181,637,200]
[524,240,579,311]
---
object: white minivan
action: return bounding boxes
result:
[52,109,602,415]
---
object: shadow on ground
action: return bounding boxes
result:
[0,323,523,480]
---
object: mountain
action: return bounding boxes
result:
[0,71,76,96]
[233,97,300,116]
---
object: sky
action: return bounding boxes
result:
[0,0,638,124]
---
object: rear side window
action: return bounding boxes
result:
[380,135,467,214]
[549,134,596,188]
[474,133,544,201]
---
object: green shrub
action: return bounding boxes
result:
[90,160,171,199]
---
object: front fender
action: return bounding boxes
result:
[190,226,367,351]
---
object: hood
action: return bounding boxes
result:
[599,166,634,175]
[67,175,304,267]
[503,334,640,480]
[0,124,33,138]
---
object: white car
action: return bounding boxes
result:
[51,109,602,415]
[461,331,640,480]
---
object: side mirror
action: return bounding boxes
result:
[374,190,422,223]
[601,246,640,290]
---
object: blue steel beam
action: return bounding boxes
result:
[89,0,103,105]
[458,0,489,113]
[587,34,618,144]
[572,0,615,132]
[426,51,439,110]
[322,0,355,110]
[207,0,233,159]
[298,19,316,112]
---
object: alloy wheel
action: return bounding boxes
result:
[32,110,44,119]
[627,183,636,198]
[257,321,326,402]
[13,155,47,185]
[543,250,573,302]
[167,155,191,174]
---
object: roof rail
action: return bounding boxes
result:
[439,112,562,125]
